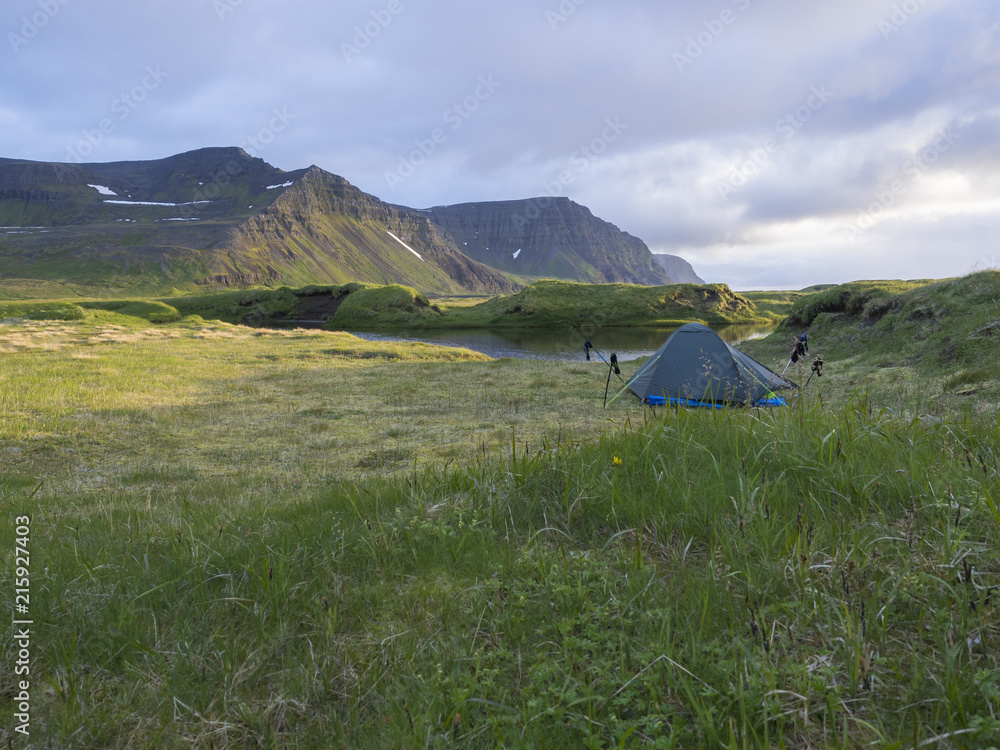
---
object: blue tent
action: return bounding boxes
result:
[626,323,795,407]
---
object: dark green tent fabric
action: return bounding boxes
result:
[626,322,796,404]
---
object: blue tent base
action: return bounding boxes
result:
[643,396,787,409]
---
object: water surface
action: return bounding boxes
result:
[349,324,776,362]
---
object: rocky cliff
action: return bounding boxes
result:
[652,254,704,284]
[420,198,672,285]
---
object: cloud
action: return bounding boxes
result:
[2,0,1000,287]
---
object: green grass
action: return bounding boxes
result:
[738,290,806,319]
[0,313,610,499]
[780,278,937,328]
[2,277,1000,747]
[78,299,182,323]
[0,299,184,324]
[0,300,85,320]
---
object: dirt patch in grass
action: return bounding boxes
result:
[355,447,412,469]
[257,287,350,326]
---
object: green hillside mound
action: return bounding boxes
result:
[738,290,806,319]
[331,284,443,327]
[168,283,444,329]
[466,280,764,327]
[0,300,85,321]
[79,299,182,323]
[782,279,936,328]
[0,298,186,324]
[741,272,1000,406]
[330,279,772,330]
[778,273,996,368]
[157,280,775,331]
[167,285,356,327]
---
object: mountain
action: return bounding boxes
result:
[652,253,704,284]
[0,148,689,297]
[418,198,672,285]
[0,148,518,296]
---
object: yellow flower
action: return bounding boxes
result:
[612,456,622,466]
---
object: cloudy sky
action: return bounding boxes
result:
[3,0,999,288]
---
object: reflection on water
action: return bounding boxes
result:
[349,324,778,362]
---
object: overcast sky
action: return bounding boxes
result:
[3,0,999,288]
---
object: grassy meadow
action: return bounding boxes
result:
[2,274,1000,748]
[0,315,615,498]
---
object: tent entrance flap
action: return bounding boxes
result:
[625,322,795,406]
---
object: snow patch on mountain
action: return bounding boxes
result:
[386,230,423,261]
[103,200,211,206]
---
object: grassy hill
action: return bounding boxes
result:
[0,279,785,336]
[741,271,1000,409]
[329,279,777,330]
[134,279,782,330]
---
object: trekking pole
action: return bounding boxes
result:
[585,339,626,385]
[603,353,620,407]
[780,333,809,377]
[803,355,824,389]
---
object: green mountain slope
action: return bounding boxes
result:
[224,167,516,294]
